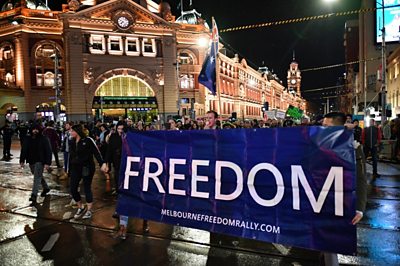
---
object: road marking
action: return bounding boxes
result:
[41,233,60,252]
[272,243,290,256]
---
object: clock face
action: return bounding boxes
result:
[117,16,130,29]
[290,79,296,85]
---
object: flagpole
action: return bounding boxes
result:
[212,17,222,117]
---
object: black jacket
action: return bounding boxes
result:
[105,132,123,168]
[20,134,52,165]
[69,137,104,170]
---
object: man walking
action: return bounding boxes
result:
[362,119,382,181]
[322,112,368,266]
[0,121,14,161]
[20,124,52,205]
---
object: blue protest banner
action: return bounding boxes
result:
[116,127,357,255]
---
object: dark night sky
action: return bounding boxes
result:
[50,0,363,104]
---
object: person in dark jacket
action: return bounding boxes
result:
[42,120,62,168]
[322,112,368,266]
[362,119,382,181]
[1,121,14,161]
[69,124,107,220]
[16,121,29,147]
[105,121,125,194]
[20,124,52,204]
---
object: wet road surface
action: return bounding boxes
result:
[0,141,399,265]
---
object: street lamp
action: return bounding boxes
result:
[50,50,61,123]
[378,0,387,123]
[176,37,210,118]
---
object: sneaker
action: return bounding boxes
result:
[40,188,50,197]
[112,225,127,240]
[74,207,86,219]
[82,210,92,219]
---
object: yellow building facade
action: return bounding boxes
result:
[0,0,306,125]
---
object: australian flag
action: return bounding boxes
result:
[198,18,219,95]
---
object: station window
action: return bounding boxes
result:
[34,42,63,87]
[142,38,156,57]
[126,37,140,56]
[179,52,194,65]
[179,74,194,89]
[90,35,105,54]
[108,36,123,55]
[2,45,13,60]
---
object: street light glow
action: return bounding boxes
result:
[323,0,337,3]
[197,37,209,48]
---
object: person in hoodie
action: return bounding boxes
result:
[20,124,52,205]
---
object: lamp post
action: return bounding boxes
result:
[380,0,387,123]
[51,48,61,123]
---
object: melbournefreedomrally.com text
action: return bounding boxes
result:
[161,209,280,234]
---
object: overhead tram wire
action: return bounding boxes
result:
[301,57,381,73]
[219,5,400,33]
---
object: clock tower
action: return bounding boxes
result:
[287,52,301,97]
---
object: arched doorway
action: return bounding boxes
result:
[93,75,158,122]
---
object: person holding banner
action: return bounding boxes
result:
[69,124,107,219]
[322,112,368,266]
[204,110,220,130]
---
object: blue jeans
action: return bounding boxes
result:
[29,162,49,196]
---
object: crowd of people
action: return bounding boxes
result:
[0,111,399,254]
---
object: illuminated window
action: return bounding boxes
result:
[1,45,13,60]
[179,52,194,65]
[90,35,105,55]
[96,76,154,97]
[108,36,123,55]
[5,72,14,83]
[126,37,139,56]
[34,42,63,87]
[179,74,194,89]
[142,38,156,57]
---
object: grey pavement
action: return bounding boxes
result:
[0,139,399,266]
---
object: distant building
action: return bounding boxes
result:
[0,0,306,125]
[387,46,400,117]
[358,0,400,117]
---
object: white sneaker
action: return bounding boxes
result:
[82,210,92,219]
[74,207,85,219]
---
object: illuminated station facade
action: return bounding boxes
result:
[0,0,306,124]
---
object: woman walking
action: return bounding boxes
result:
[69,124,107,219]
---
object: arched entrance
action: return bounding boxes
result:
[93,75,158,122]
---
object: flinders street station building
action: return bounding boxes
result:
[0,0,307,124]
